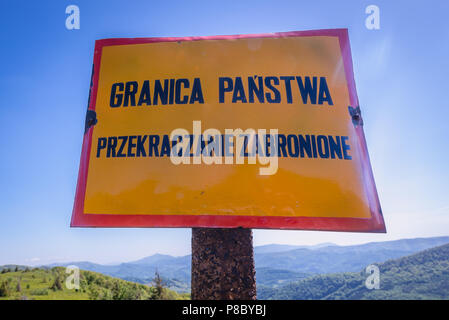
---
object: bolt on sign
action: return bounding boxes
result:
[71,29,386,232]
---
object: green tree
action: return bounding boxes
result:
[50,275,63,291]
[153,270,165,299]
[16,278,21,292]
[0,281,10,297]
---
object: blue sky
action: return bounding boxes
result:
[0,0,448,265]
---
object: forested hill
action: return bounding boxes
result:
[259,243,449,300]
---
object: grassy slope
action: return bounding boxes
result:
[0,267,189,300]
[0,268,88,300]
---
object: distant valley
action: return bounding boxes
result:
[259,242,449,299]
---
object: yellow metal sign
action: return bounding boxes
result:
[72,29,385,232]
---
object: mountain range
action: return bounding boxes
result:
[43,236,449,293]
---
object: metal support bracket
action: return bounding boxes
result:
[84,64,97,134]
[348,105,363,126]
[84,109,97,134]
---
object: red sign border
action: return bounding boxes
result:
[71,28,386,233]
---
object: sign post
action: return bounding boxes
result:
[192,228,256,300]
[71,29,386,300]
